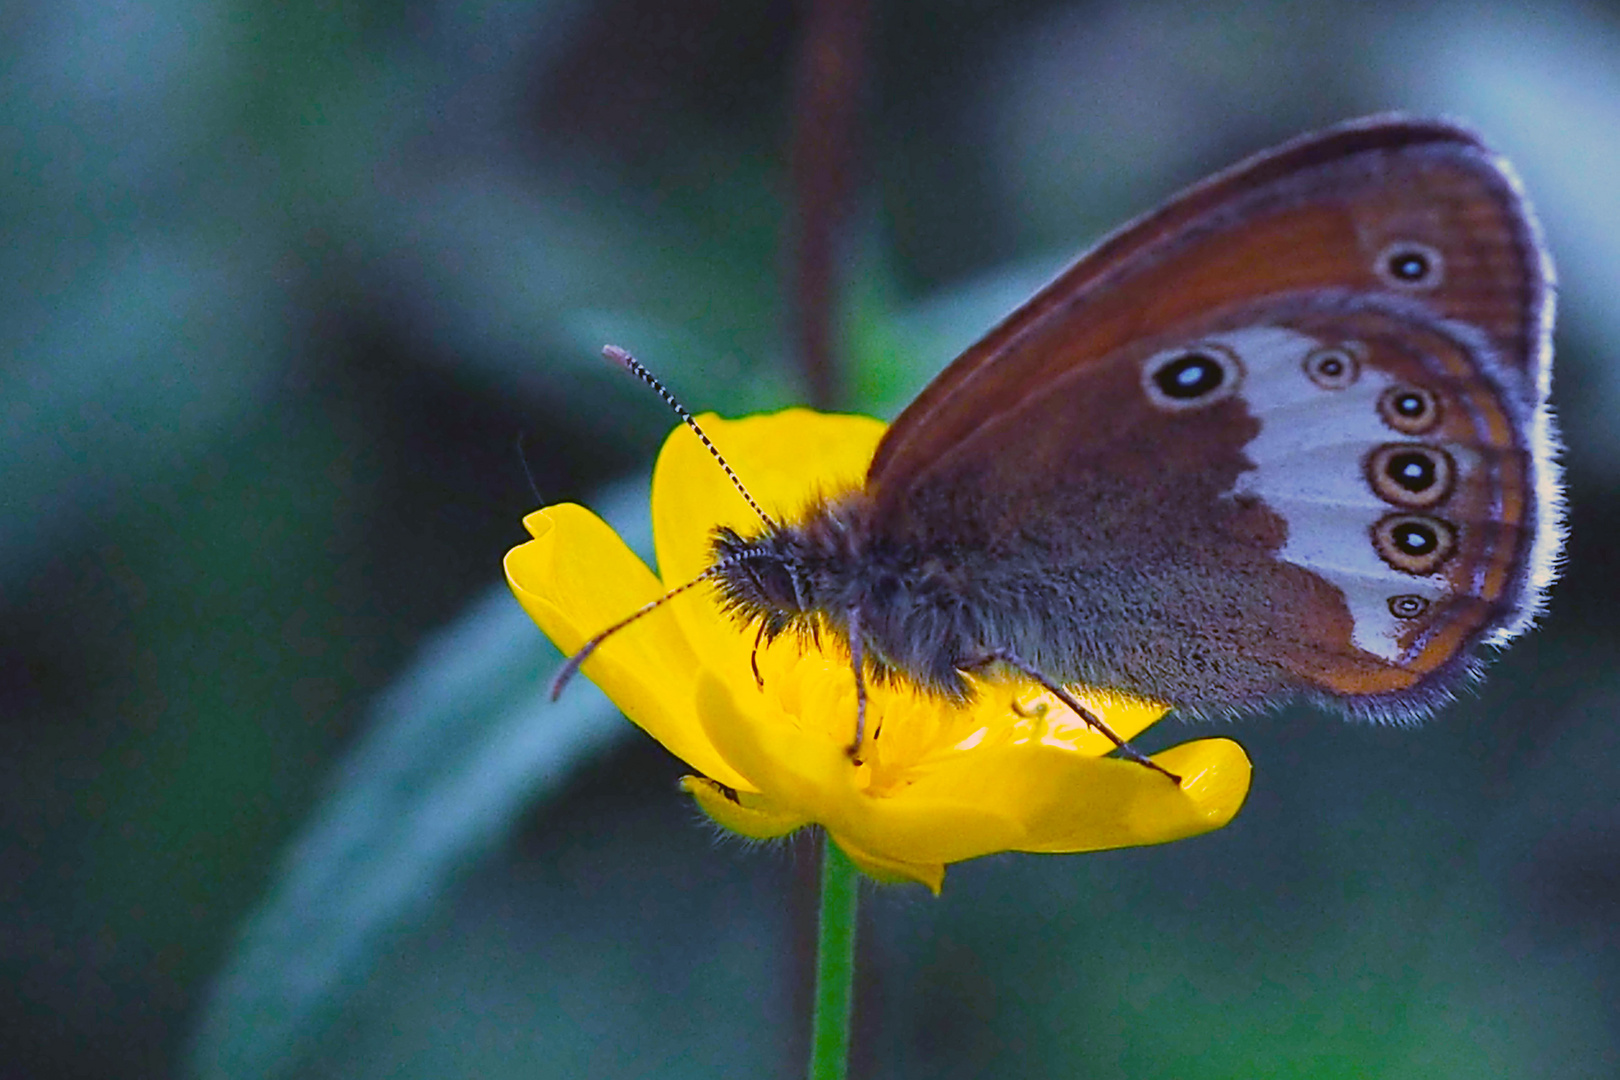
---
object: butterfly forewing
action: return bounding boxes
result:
[870,118,1548,491]
[860,116,1557,718]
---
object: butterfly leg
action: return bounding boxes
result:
[750,623,768,689]
[846,606,869,763]
[1008,696,1042,719]
[976,649,1181,785]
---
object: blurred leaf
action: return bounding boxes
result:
[373,149,789,403]
[0,234,286,582]
[187,478,651,1080]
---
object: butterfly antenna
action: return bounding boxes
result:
[515,431,543,504]
[603,344,775,529]
[550,561,731,700]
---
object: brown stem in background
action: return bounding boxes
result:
[788,0,872,409]
[786,1,873,1074]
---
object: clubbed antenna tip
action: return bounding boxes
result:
[600,343,775,530]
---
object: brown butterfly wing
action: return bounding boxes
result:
[869,117,1549,486]
[862,117,1556,716]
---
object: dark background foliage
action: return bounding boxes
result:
[5,1,1619,1077]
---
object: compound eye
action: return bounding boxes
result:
[1142,345,1243,411]
[747,558,802,611]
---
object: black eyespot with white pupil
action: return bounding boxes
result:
[1303,345,1360,390]
[1391,453,1433,489]
[1388,594,1429,619]
[1390,252,1429,281]
[1394,522,1437,554]
[1373,513,1457,576]
[1367,443,1454,508]
[1376,241,1444,290]
[1157,352,1225,398]
[1142,344,1243,410]
[1378,384,1441,435]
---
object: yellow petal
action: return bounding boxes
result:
[970,737,1253,853]
[651,412,887,695]
[681,776,809,840]
[962,682,1170,757]
[651,409,887,584]
[832,837,945,894]
[1155,738,1253,832]
[693,672,1031,866]
[692,669,856,813]
[832,790,1029,866]
[504,504,752,792]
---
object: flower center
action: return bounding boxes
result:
[749,635,1117,795]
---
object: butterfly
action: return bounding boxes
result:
[557,116,1562,777]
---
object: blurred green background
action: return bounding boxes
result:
[5,1,1619,1077]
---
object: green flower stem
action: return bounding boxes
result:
[808,835,859,1080]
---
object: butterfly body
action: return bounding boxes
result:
[712,476,1307,714]
[708,116,1561,725]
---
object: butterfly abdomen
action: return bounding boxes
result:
[714,493,1329,715]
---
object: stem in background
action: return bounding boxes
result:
[788,0,872,410]
[789,4,871,1073]
[808,836,860,1080]
[787,1,872,1069]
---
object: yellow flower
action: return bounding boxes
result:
[505,409,1251,892]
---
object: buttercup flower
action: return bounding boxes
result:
[505,409,1251,891]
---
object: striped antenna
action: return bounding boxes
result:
[603,345,775,529]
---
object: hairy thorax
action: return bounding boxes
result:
[709,493,1002,701]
